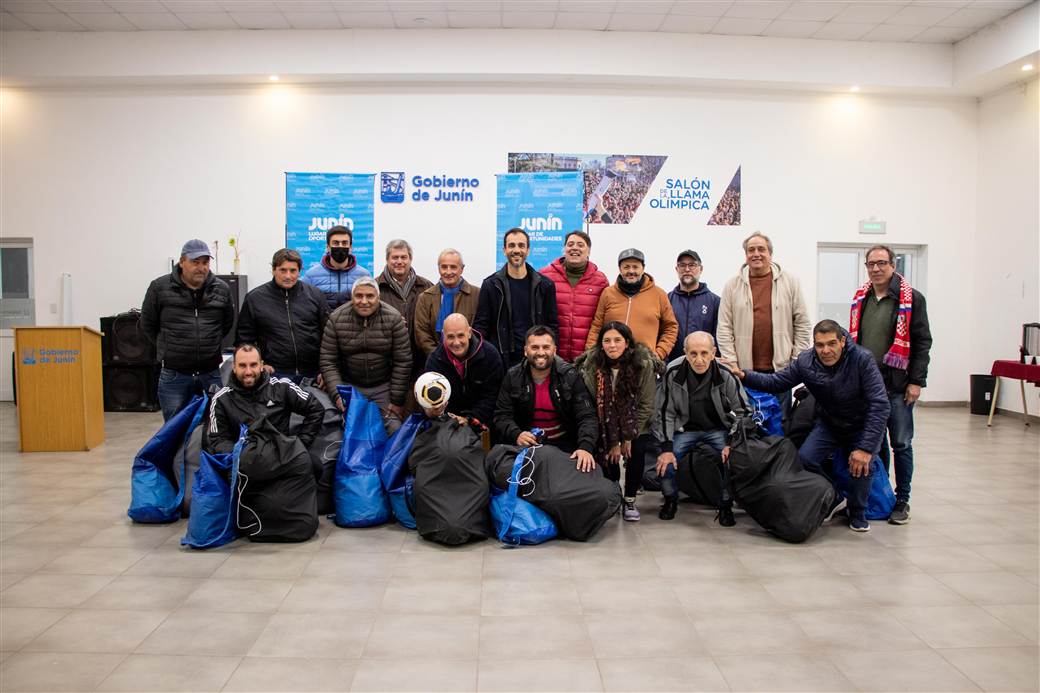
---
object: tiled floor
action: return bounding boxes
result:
[1,404,1037,692]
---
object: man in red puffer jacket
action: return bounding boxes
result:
[539,231,609,362]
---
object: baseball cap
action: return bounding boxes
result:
[180,239,212,260]
[617,248,645,265]
[676,249,702,264]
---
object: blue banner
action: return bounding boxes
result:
[495,172,584,269]
[285,172,375,274]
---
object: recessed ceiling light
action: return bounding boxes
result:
[413,17,428,24]
[269,75,280,81]
[850,85,860,92]
[1022,64,1034,71]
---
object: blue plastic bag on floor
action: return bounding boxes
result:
[380,413,426,530]
[489,449,558,546]
[128,394,208,524]
[743,387,784,437]
[831,455,897,520]
[181,427,247,549]
[334,385,391,528]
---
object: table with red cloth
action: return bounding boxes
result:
[987,360,1040,426]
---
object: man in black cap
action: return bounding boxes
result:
[585,248,678,362]
[141,239,235,420]
[668,249,721,362]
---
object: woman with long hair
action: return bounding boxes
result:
[576,321,658,521]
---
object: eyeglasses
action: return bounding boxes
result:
[677,263,701,270]
[864,260,891,269]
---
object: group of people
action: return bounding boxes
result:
[141,225,931,534]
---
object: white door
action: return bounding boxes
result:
[817,248,862,330]
[817,243,924,331]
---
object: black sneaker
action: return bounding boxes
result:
[716,505,736,527]
[659,497,677,521]
[889,501,910,525]
[849,516,871,532]
[823,496,848,523]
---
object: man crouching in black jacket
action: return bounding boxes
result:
[205,343,325,460]
[493,325,599,472]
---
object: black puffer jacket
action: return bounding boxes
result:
[493,356,598,453]
[236,279,330,376]
[425,330,505,425]
[141,269,234,373]
[205,370,325,455]
[473,264,559,367]
[319,301,412,406]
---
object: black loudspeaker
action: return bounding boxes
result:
[100,311,157,365]
[103,363,161,412]
[217,274,248,353]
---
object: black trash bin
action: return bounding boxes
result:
[970,374,996,415]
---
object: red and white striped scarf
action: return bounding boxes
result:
[849,274,913,371]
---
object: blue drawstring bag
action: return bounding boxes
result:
[380,413,426,530]
[334,385,391,528]
[489,450,558,546]
[743,387,784,436]
[128,394,208,523]
[181,427,247,549]
[831,454,897,520]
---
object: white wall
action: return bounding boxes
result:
[0,81,982,403]
[972,77,1040,415]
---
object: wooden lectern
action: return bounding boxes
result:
[14,326,105,452]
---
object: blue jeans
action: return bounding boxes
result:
[799,421,871,521]
[157,367,222,421]
[661,429,729,505]
[879,392,914,503]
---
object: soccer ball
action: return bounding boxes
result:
[414,371,451,411]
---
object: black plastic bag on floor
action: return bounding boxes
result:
[727,417,835,544]
[289,385,342,515]
[486,444,622,542]
[676,444,724,507]
[237,416,318,543]
[408,418,490,546]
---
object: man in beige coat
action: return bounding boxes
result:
[717,233,811,406]
[413,249,480,358]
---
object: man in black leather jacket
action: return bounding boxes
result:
[141,239,234,420]
[236,248,329,383]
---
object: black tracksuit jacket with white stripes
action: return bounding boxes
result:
[205,371,324,454]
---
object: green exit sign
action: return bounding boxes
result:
[859,220,886,234]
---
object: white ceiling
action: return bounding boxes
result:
[0,0,1033,44]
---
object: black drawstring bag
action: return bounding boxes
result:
[727,416,836,544]
[237,416,319,543]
